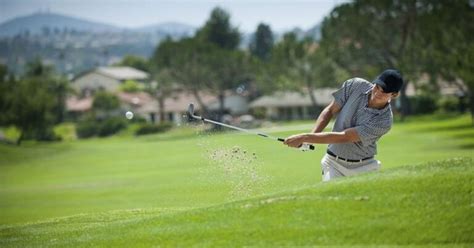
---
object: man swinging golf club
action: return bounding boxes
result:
[284,69,404,181]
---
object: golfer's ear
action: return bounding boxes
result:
[391,92,400,98]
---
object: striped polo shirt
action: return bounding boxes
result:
[328,77,393,160]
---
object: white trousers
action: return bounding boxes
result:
[320,154,381,182]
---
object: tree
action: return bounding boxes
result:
[320,0,426,119]
[152,37,217,116]
[117,55,150,72]
[151,8,249,123]
[0,64,13,127]
[0,60,67,144]
[417,1,474,123]
[152,36,252,122]
[147,68,175,123]
[249,23,274,61]
[261,32,347,115]
[257,32,305,94]
[92,91,120,112]
[196,7,241,50]
[120,80,143,93]
[206,48,253,121]
[320,0,474,121]
[301,48,349,114]
[195,7,247,122]
[149,38,176,122]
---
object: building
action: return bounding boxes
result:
[71,66,149,95]
[137,90,249,124]
[65,96,93,120]
[249,88,336,120]
[65,88,249,123]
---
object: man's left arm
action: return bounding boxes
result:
[284,128,360,148]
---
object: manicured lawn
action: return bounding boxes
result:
[0,114,472,246]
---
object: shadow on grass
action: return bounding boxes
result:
[141,133,202,142]
[457,143,474,150]
[393,113,466,123]
[422,123,473,133]
[140,130,231,143]
[450,132,474,140]
[0,142,74,166]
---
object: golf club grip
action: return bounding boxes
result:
[277,138,315,150]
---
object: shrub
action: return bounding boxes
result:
[76,117,127,138]
[120,80,143,92]
[76,121,98,138]
[92,92,120,111]
[34,128,62,141]
[22,128,62,142]
[408,94,437,115]
[250,108,266,120]
[54,123,77,141]
[437,96,460,113]
[130,115,147,124]
[135,122,173,136]
[97,117,127,137]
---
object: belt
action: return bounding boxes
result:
[326,150,373,163]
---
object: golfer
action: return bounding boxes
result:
[284,69,403,181]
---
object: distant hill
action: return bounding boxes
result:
[135,22,196,37]
[0,11,320,42]
[0,11,322,76]
[0,12,197,38]
[0,12,123,37]
[271,24,321,42]
[0,12,198,76]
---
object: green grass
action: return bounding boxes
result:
[1,158,472,246]
[0,114,473,246]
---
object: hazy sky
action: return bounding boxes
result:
[0,0,348,32]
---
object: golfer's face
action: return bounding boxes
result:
[372,85,393,102]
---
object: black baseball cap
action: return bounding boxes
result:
[373,69,404,93]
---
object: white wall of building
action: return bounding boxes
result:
[208,95,248,115]
[73,72,121,93]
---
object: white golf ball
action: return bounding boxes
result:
[125,111,134,120]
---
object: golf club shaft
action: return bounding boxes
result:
[191,114,315,150]
[195,115,281,141]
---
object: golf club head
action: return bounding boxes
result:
[186,103,199,121]
[187,103,195,116]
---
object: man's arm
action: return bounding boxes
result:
[303,128,360,144]
[283,128,360,148]
[311,100,341,133]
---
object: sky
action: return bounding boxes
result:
[0,0,349,32]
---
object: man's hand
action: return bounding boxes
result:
[283,134,306,148]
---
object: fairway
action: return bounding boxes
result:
[0,114,473,246]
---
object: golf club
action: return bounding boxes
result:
[187,103,315,151]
